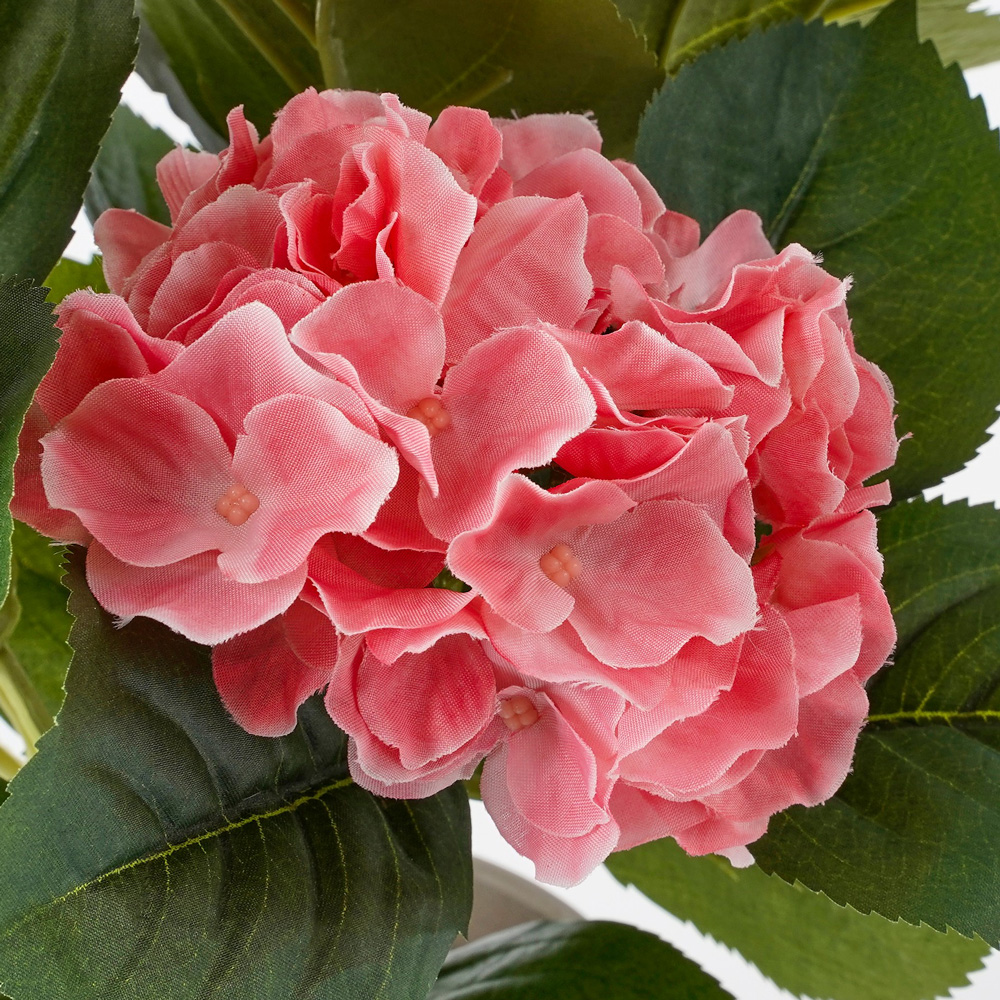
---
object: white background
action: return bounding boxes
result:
[48,20,1000,1000]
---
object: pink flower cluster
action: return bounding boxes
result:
[14,90,897,884]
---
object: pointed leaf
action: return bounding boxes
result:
[43,257,109,305]
[138,0,323,138]
[633,1,1000,501]
[607,836,988,1000]
[317,0,663,157]
[0,0,137,280]
[430,920,732,999]
[0,551,472,999]
[752,498,1000,942]
[0,279,58,605]
[84,106,175,227]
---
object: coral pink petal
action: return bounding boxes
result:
[356,635,497,770]
[86,543,305,645]
[146,242,258,338]
[156,147,221,222]
[362,463,446,552]
[426,106,503,197]
[212,598,338,736]
[784,595,863,697]
[41,380,233,566]
[585,214,664,289]
[618,609,798,796]
[150,301,376,445]
[664,210,775,311]
[308,534,470,634]
[441,195,592,362]
[495,114,603,182]
[570,499,757,668]
[514,148,643,228]
[220,394,398,583]
[173,185,281,264]
[608,785,708,853]
[366,603,488,663]
[93,209,171,294]
[544,320,733,412]
[421,326,597,540]
[449,475,634,633]
[613,160,667,230]
[291,280,446,414]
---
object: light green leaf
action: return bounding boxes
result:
[0,280,58,607]
[138,0,323,138]
[44,257,109,305]
[84,106,176,226]
[0,0,137,281]
[607,836,988,1000]
[753,498,1000,942]
[316,0,663,157]
[430,920,732,999]
[0,551,473,999]
[633,1,1000,502]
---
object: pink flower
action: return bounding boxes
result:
[16,90,899,886]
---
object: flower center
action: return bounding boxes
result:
[215,484,260,525]
[499,695,540,732]
[539,542,582,587]
[407,396,451,436]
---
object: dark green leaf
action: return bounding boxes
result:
[0,279,58,605]
[634,1,1000,501]
[753,498,1000,942]
[0,0,137,280]
[44,256,109,305]
[138,0,323,138]
[0,551,472,999]
[317,0,663,158]
[6,522,70,718]
[84,106,175,226]
[430,920,731,999]
[607,836,988,1000]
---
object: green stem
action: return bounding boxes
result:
[0,646,53,756]
[820,0,886,21]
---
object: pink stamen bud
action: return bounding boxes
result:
[216,484,260,526]
[407,396,451,436]
[539,542,582,586]
[499,694,540,732]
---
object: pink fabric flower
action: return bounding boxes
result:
[16,89,899,886]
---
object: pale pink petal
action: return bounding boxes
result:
[41,379,233,566]
[441,195,592,362]
[212,597,338,736]
[93,209,171,294]
[220,395,399,582]
[613,160,666,230]
[86,543,304,645]
[494,114,602,182]
[420,327,597,540]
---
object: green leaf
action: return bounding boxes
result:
[607,837,988,1000]
[6,522,70,718]
[0,551,473,999]
[317,0,663,157]
[138,0,323,138]
[0,279,58,606]
[44,256,109,305]
[752,498,1000,942]
[430,920,732,999]
[0,0,137,281]
[84,106,175,226]
[633,1,1000,502]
